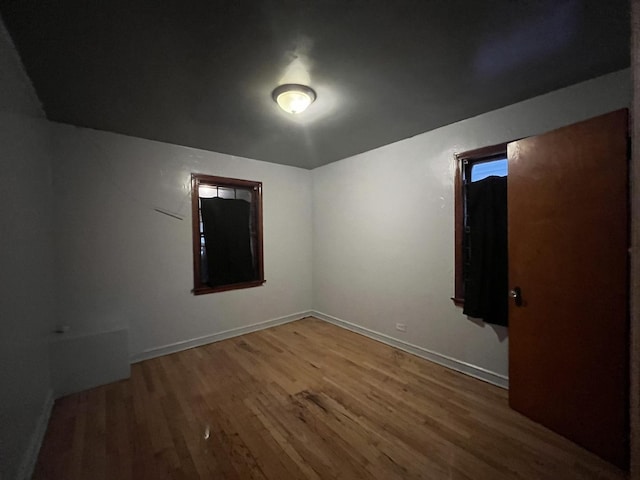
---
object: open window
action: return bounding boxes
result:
[191,174,264,295]
[453,143,507,307]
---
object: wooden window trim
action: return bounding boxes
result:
[191,173,265,295]
[452,143,507,307]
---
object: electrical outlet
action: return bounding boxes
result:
[395,323,406,332]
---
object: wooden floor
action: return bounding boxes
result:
[34,317,627,479]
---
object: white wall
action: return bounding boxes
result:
[0,20,54,480]
[312,69,631,383]
[50,124,313,360]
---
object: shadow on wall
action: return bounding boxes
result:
[467,316,509,342]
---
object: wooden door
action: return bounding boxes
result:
[507,109,629,469]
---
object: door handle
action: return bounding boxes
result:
[510,287,523,307]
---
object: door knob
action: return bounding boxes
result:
[510,287,523,307]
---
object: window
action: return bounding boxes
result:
[452,143,507,306]
[470,158,508,182]
[191,174,264,295]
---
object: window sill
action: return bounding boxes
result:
[193,279,266,295]
[451,297,465,307]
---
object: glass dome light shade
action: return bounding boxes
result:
[272,84,316,114]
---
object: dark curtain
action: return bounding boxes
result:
[200,197,256,287]
[462,176,508,326]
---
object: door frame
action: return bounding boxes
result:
[630,4,640,479]
[631,2,640,479]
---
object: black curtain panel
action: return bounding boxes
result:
[200,197,256,287]
[463,176,508,326]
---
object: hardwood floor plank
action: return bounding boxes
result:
[34,317,628,479]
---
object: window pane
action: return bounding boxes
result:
[236,189,252,202]
[471,158,508,182]
[199,185,218,198]
[216,187,236,199]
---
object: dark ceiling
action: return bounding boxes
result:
[0,0,630,169]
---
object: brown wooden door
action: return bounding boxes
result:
[507,109,629,469]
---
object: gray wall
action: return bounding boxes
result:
[49,124,313,361]
[0,21,54,480]
[312,69,631,384]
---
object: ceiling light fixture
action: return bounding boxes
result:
[272,84,316,114]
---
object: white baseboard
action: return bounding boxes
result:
[12,311,503,479]
[130,311,313,363]
[311,311,509,389]
[16,388,54,480]
[129,309,508,388]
